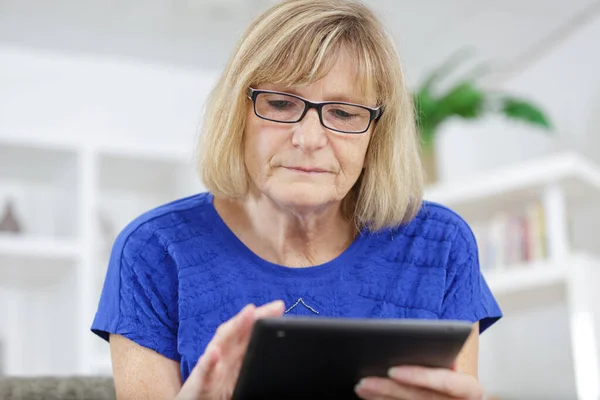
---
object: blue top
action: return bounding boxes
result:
[91,192,502,382]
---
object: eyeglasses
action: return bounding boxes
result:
[247,88,383,134]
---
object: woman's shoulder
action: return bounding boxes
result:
[408,200,475,241]
[91,192,218,350]
[409,200,478,261]
[367,200,478,266]
[111,191,218,261]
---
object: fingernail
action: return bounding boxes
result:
[355,378,376,391]
[267,300,284,308]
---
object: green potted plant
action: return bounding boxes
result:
[414,50,553,183]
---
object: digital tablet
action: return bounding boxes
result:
[232,316,472,399]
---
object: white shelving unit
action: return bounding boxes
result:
[0,140,81,377]
[0,235,79,262]
[425,152,600,400]
[0,136,202,377]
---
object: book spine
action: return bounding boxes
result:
[473,201,556,272]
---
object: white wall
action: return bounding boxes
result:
[436,14,600,182]
[0,44,219,151]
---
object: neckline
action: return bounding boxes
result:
[206,192,368,278]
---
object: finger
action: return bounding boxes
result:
[231,301,284,357]
[230,300,284,348]
[210,301,283,366]
[215,301,283,365]
[355,388,397,400]
[180,344,221,398]
[197,345,221,389]
[356,395,396,400]
[357,395,399,400]
[356,377,419,400]
[229,300,284,360]
[255,300,285,318]
[219,301,286,385]
[388,366,484,399]
[355,380,398,400]
[357,377,456,400]
[213,303,256,347]
[451,361,462,372]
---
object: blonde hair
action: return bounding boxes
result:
[199,0,423,231]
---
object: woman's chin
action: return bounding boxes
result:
[269,187,338,211]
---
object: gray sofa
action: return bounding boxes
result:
[0,376,116,400]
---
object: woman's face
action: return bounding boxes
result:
[244,48,375,211]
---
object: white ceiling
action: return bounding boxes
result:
[0,0,599,86]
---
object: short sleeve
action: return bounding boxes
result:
[91,222,180,362]
[439,218,502,334]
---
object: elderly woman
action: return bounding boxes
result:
[92,0,502,399]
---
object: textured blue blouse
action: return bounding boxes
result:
[91,191,502,382]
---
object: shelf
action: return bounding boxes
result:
[0,234,79,259]
[0,141,79,238]
[0,135,81,154]
[484,259,567,296]
[482,253,600,301]
[424,152,600,220]
[0,235,79,285]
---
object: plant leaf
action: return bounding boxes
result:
[436,81,486,119]
[500,97,552,129]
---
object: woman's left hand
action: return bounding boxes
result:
[355,364,485,400]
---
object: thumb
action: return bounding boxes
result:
[176,345,220,400]
[255,300,285,318]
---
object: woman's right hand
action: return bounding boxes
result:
[176,300,286,400]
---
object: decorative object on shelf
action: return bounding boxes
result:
[413,49,553,184]
[0,198,22,234]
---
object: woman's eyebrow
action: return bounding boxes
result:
[292,90,370,105]
[260,84,373,105]
[321,93,367,104]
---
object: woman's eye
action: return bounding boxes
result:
[268,100,292,110]
[331,109,356,119]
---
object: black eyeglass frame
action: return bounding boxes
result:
[247,87,383,134]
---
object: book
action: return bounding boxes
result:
[473,201,550,271]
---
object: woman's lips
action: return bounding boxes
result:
[284,166,329,173]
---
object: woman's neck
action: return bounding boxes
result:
[213,194,357,268]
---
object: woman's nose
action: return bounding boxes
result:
[291,109,328,152]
